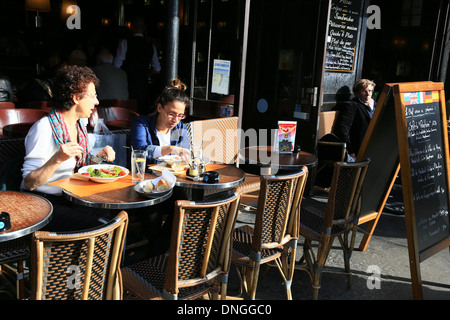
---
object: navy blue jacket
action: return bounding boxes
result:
[130,114,189,164]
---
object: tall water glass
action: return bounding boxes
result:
[131,150,146,183]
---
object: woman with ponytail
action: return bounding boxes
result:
[130,78,190,163]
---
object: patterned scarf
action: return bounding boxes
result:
[48,108,91,169]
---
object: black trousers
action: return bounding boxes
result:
[30,192,113,233]
[132,187,188,258]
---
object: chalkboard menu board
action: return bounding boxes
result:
[404,96,449,252]
[393,82,450,299]
[324,0,362,72]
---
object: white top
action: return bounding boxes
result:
[21,117,77,195]
[154,130,171,158]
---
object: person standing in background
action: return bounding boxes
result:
[93,48,129,101]
[114,16,155,115]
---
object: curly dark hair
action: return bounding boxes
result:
[154,78,190,109]
[52,65,99,110]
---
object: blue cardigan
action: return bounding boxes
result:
[129,114,190,164]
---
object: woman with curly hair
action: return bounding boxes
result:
[21,65,115,231]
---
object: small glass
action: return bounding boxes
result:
[131,150,146,183]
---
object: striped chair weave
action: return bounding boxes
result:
[186,117,260,195]
[231,168,308,299]
[30,211,128,300]
[298,159,371,300]
[122,192,241,300]
[0,237,29,264]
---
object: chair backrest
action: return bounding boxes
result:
[0,109,48,136]
[318,111,339,139]
[164,191,241,298]
[186,117,239,164]
[252,168,308,251]
[0,102,15,109]
[97,106,139,123]
[99,99,138,113]
[324,159,371,228]
[22,101,52,112]
[30,211,129,300]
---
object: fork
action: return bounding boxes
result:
[91,154,107,164]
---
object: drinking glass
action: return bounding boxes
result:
[131,150,146,183]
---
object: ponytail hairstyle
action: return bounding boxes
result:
[154,78,190,110]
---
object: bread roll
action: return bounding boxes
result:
[142,181,154,193]
[71,173,90,181]
[156,179,170,192]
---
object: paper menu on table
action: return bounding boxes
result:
[274,121,297,153]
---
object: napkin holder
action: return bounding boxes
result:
[186,160,206,181]
[0,211,11,232]
[203,171,219,184]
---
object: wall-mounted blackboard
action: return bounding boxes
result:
[324,0,362,72]
[393,82,450,299]
[321,0,370,110]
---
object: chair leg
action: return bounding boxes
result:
[220,281,228,300]
[247,261,260,300]
[286,247,296,300]
[210,283,219,300]
[277,246,296,300]
[338,226,358,289]
[17,259,24,300]
[310,237,334,300]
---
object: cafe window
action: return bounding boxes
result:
[182,0,246,118]
[400,0,423,27]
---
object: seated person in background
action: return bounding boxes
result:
[21,65,115,232]
[93,48,129,101]
[0,72,14,102]
[17,51,61,104]
[332,79,376,161]
[130,78,190,164]
[67,49,87,66]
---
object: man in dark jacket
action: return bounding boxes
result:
[114,16,154,115]
[332,79,376,160]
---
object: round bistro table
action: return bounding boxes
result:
[0,191,53,242]
[62,173,172,209]
[150,163,246,201]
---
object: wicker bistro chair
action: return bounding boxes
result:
[121,191,241,300]
[314,135,347,192]
[0,236,30,299]
[30,211,128,300]
[186,117,261,204]
[231,168,308,300]
[297,159,370,300]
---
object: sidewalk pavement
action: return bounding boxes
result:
[229,202,450,300]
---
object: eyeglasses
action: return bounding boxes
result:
[84,92,98,99]
[166,112,186,120]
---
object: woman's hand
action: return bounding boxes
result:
[24,141,83,191]
[171,146,190,163]
[57,141,83,163]
[97,145,116,162]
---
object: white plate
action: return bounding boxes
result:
[158,154,210,166]
[134,169,176,198]
[78,164,129,183]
